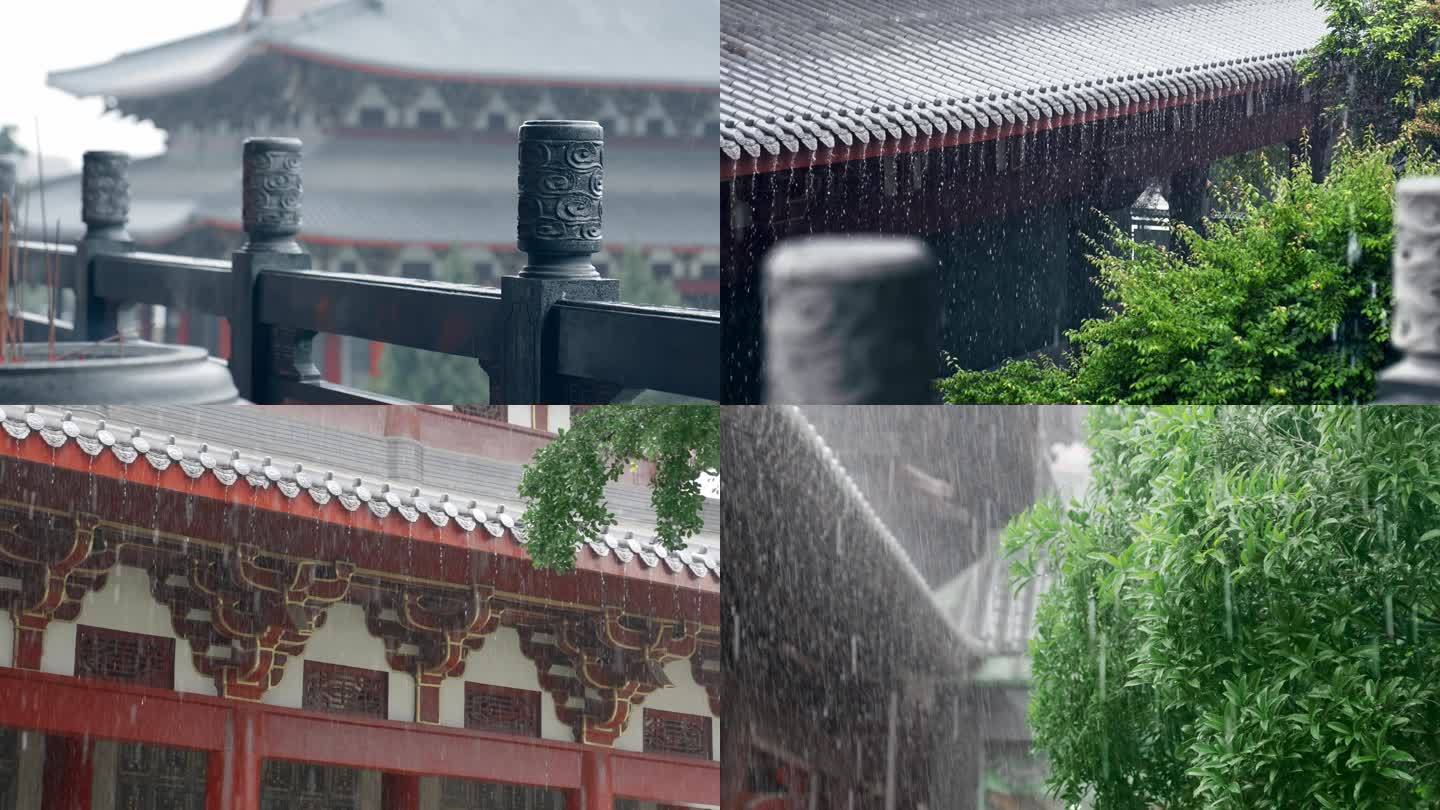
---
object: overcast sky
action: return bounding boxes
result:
[0,0,245,173]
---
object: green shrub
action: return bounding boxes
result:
[939,138,1438,404]
[1010,407,1440,808]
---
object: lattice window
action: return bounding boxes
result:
[464,683,541,738]
[74,625,175,690]
[0,728,17,810]
[439,779,562,810]
[116,742,207,810]
[262,760,361,810]
[301,661,388,719]
[642,709,712,759]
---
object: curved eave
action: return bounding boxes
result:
[268,44,716,93]
[0,407,720,627]
[723,406,982,683]
[48,26,258,100]
[720,51,1309,181]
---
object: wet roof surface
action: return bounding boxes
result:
[720,0,1327,160]
[50,0,718,97]
[2,405,719,578]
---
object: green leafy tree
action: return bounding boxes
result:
[517,405,718,571]
[613,247,682,307]
[1009,406,1440,808]
[1300,0,1440,142]
[939,138,1439,404]
[372,245,490,403]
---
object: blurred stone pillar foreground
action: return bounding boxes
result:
[763,235,939,403]
[1377,177,1440,403]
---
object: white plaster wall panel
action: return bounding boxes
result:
[506,406,535,429]
[411,85,455,128]
[611,659,715,756]
[0,607,11,668]
[638,93,673,138]
[65,565,216,696]
[39,620,76,677]
[547,406,571,434]
[283,601,415,723]
[345,83,394,128]
[530,89,561,121]
[437,626,569,741]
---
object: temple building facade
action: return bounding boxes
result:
[0,405,720,810]
[26,0,719,389]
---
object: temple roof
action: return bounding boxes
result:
[2,405,719,580]
[50,0,718,99]
[936,548,1051,660]
[720,0,1327,161]
[22,135,717,250]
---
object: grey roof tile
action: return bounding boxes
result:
[2,405,718,578]
[721,0,1327,163]
[51,0,717,97]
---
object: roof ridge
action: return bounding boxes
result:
[0,405,719,580]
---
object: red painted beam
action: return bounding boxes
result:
[258,705,583,788]
[0,667,720,806]
[613,749,721,806]
[0,667,230,751]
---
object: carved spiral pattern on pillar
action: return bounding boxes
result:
[82,151,131,228]
[1391,178,1440,356]
[242,138,303,240]
[517,121,604,255]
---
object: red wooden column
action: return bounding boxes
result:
[382,773,423,810]
[580,748,614,810]
[13,613,48,670]
[205,749,227,810]
[232,706,262,810]
[42,735,93,810]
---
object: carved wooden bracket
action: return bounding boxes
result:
[690,632,722,717]
[517,609,703,746]
[149,545,354,700]
[364,585,502,723]
[0,512,113,669]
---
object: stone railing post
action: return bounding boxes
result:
[1377,177,1440,402]
[763,236,939,403]
[499,120,618,404]
[74,150,136,341]
[230,137,317,402]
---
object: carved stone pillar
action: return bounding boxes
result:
[231,136,315,402]
[501,120,619,403]
[764,236,940,403]
[1377,177,1440,402]
[81,151,132,242]
[516,120,605,280]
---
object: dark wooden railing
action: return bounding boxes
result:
[0,121,719,404]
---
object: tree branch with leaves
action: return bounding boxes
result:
[517,405,719,571]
